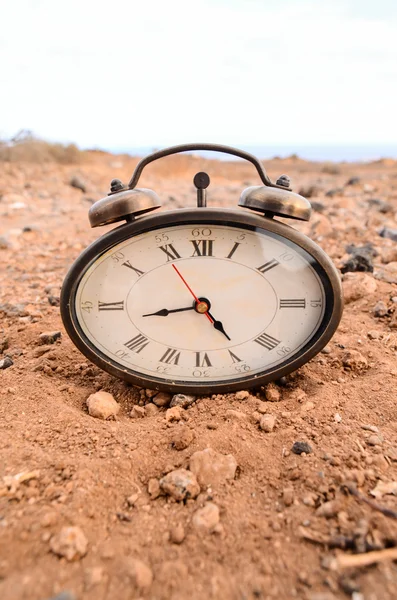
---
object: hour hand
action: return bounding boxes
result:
[142,306,194,317]
[207,311,231,341]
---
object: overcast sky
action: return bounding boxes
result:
[1,0,396,150]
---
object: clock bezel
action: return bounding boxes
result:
[61,208,343,394]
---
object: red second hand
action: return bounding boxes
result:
[172,264,213,323]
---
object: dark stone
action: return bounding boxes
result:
[39,331,62,345]
[298,185,322,198]
[0,356,13,370]
[341,254,373,273]
[379,227,397,242]
[22,225,40,233]
[291,441,313,455]
[341,244,375,273]
[48,295,60,307]
[346,176,360,186]
[366,198,392,213]
[170,394,196,408]
[373,301,388,318]
[69,175,86,193]
[310,201,325,213]
[325,187,343,197]
[345,243,377,257]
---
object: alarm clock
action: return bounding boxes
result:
[60,143,343,394]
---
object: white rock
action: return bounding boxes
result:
[259,414,276,432]
[189,448,237,487]
[50,526,88,561]
[192,502,220,533]
[86,391,120,419]
[159,469,200,501]
[170,393,195,408]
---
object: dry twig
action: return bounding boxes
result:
[332,547,397,570]
[344,482,397,520]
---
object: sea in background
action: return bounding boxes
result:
[108,145,397,163]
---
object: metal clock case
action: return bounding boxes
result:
[61,143,343,394]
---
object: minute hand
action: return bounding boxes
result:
[142,306,194,317]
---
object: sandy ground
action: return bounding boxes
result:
[1,151,397,600]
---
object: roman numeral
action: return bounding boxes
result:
[228,350,243,363]
[195,352,212,367]
[226,242,240,259]
[191,239,214,257]
[159,244,181,261]
[98,301,124,311]
[124,334,149,353]
[122,261,145,276]
[160,348,181,365]
[257,259,279,273]
[280,299,306,309]
[254,333,280,350]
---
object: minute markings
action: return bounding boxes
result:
[257,259,279,273]
[254,333,280,350]
[191,239,214,257]
[159,244,181,261]
[98,301,124,311]
[124,334,149,353]
[160,347,181,365]
[226,242,240,259]
[280,299,306,309]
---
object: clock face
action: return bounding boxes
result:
[70,219,334,391]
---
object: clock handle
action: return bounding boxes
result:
[127,143,286,190]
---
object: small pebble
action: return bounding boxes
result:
[379,226,397,242]
[361,424,379,433]
[130,405,145,419]
[159,469,200,501]
[86,391,120,420]
[189,448,237,487]
[165,406,183,422]
[169,523,185,544]
[50,526,88,561]
[148,478,161,499]
[235,390,249,401]
[259,414,276,432]
[265,384,281,402]
[70,175,87,192]
[0,356,13,370]
[144,403,159,417]
[0,236,11,249]
[153,392,172,407]
[282,487,294,506]
[170,425,194,450]
[366,434,383,446]
[342,350,368,372]
[292,441,313,455]
[39,331,61,345]
[170,393,195,408]
[192,502,220,533]
[373,300,388,317]
[316,500,340,518]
